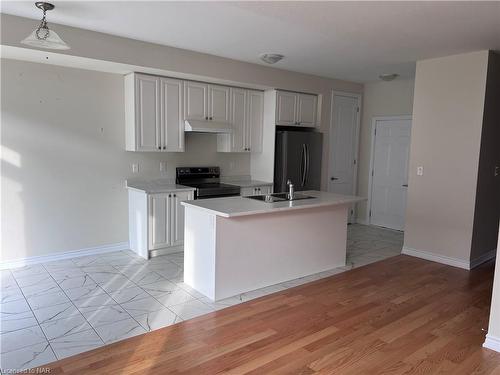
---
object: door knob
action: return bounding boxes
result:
[402,184,408,187]
[331,177,339,181]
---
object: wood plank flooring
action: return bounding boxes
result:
[37,255,500,374]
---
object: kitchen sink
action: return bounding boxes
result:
[246,192,316,202]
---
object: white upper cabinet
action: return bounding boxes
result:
[160,78,184,152]
[125,73,184,152]
[275,90,318,128]
[297,93,318,127]
[126,74,160,151]
[247,90,264,153]
[208,85,230,123]
[276,91,297,126]
[217,89,263,153]
[184,81,208,121]
[229,88,247,152]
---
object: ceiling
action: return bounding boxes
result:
[1,1,499,83]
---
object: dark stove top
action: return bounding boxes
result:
[176,167,241,199]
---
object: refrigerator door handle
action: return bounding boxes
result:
[305,144,310,186]
[301,143,307,187]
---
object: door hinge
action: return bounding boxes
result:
[353,159,357,165]
[371,169,374,177]
[374,128,377,136]
[357,107,360,113]
[369,210,372,217]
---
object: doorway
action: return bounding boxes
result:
[328,91,361,223]
[368,116,412,231]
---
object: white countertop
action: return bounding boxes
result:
[223,179,273,188]
[126,179,195,194]
[181,190,365,218]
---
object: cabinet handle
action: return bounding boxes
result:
[173,194,177,197]
[209,117,213,120]
[158,146,161,150]
[163,146,166,150]
[205,116,208,120]
[168,194,171,198]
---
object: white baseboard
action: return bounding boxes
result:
[149,245,183,258]
[402,246,470,270]
[484,334,500,353]
[470,249,497,269]
[0,242,130,270]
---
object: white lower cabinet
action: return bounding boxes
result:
[129,188,194,259]
[240,185,272,196]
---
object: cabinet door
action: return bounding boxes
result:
[247,90,264,153]
[297,93,317,127]
[148,194,170,250]
[209,85,230,122]
[170,191,193,247]
[135,74,161,151]
[184,81,208,121]
[230,88,247,152]
[276,91,298,126]
[160,78,184,152]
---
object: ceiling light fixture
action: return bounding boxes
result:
[259,53,284,65]
[21,2,70,50]
[379,73,399,81]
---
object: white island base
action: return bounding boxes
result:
[183,196,354,301]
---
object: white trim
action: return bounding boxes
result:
[402,246,470,270]
[366,115,412,225]
[329,90,362,223]
[0,242,130,270]
[484,334,500,353]
[470,249,497,269]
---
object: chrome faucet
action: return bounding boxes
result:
[287,179,294,200]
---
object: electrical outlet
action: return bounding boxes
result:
[229,161,235,170]
[495,166,499,177]
[159,161,167,172]
[417,166,424,176]
[131,163,139,174]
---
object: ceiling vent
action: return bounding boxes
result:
[379,73,399,81]
[259,53,284,64]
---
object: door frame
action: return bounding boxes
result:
[366,115,412,226]
[329,90,362,222]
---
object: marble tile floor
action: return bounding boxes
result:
[0,224,403,372]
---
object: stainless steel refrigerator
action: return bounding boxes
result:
[274,130,323,193]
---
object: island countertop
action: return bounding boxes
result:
[181,190,365,218]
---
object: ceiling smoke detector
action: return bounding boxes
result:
[259,53,284,64]
[379,73,399,81]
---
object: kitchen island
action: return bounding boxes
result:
[181,191,364,301]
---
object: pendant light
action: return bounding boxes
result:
[21,2,70,50]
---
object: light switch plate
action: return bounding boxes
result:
[417,166,424,176]
[159,161,167,172]
[132,163,139,174]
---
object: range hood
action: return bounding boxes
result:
[184,120,232,133]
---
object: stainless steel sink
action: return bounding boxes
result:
[246,192,316,202]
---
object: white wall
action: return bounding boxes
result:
[485,225,500,351]
[404,51,489,265]
[0,59,250,262]
[356,79,415,222]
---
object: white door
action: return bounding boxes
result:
[276,91,298,126]
[297,93,317,127]
[184,81,208,121]
[209,85,230,123]
[135,74,160,151]
[230,88,246,152]
[329,93,360,222]
[149,194,171,250]
[171,191,193,246]
[247,90,264,153]
[160,78,184,152]
[370,117,412,231]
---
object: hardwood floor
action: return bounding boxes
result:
[37,255,500,374]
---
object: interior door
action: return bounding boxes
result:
[135,74,160,151]
[370,118,412,231]
[230,88,246,152]
[209,85,230,122]
[171,191,193,246]
[329,93,360,222]
[160,78,184,152]
[184,81,208,121]
[149,194,170,250]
